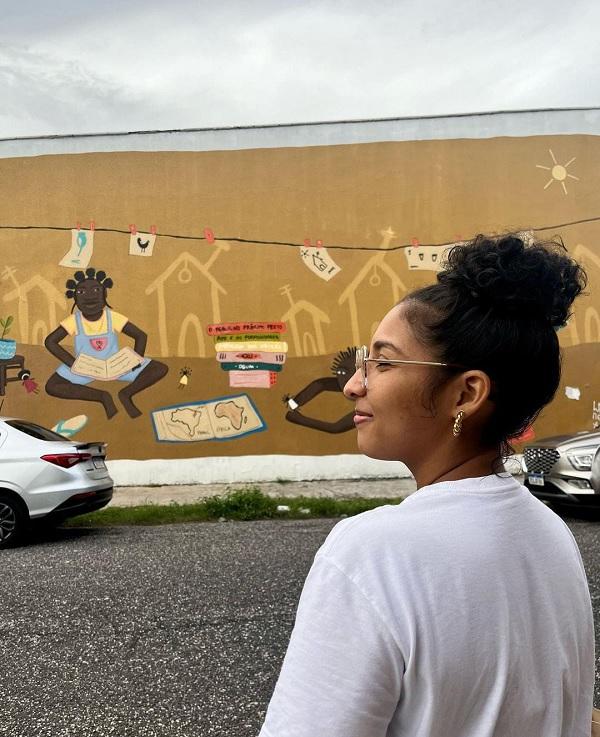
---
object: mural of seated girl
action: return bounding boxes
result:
[45,268,168,419]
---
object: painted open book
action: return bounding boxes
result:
[71,347,143,381]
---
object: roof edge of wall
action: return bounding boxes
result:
[2,107,600,158]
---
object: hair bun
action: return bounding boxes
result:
[437,234,587,328]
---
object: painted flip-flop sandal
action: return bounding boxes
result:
[52,414,89,438]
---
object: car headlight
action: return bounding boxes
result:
[566,447,597,472]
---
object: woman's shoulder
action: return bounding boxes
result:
[318,481,515,564]
[320,501,420,559]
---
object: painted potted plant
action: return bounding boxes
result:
[0,316,16,359]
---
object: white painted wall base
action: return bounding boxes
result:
[106,454,411,486]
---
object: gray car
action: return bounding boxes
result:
[523,430,600,508]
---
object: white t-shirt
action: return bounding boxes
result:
[259,475,594,737]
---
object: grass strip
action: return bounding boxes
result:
[63,487,402,527]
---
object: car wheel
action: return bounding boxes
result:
[0,493,27,549]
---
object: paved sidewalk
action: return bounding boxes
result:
[110,460,525,507]
[109,477,419,507]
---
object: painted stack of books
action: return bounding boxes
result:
[208,321,288,389]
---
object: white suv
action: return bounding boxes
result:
[0,418,113,548]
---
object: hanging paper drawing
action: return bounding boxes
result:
[404,244,453,272]
[60,229,95,269]
[128,229,157,257]
[299,240,341,281]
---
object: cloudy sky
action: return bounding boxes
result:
[1,0,599,138]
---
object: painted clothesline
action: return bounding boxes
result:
[0,215,598,252]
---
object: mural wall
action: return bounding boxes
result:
[0,126,599,464]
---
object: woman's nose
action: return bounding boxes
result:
[343,369,366,399]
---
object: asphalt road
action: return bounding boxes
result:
[1,512,599,737]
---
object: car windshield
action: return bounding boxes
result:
[5,420,69,442]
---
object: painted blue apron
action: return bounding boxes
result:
[56,308,149,385]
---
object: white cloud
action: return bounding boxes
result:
[0,44,151,136]
[1,0,599,137]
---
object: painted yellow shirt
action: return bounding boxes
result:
[60,309,129,337]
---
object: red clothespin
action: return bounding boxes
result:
[150,225,157,236]
[315,239,323,249]
[89,220,95,231]
[129,224,137,235]
[303,238,311,248]
[204,227,215,244]
[411,237,419,247]
[76,221,81,231]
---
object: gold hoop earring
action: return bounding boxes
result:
[452,411,465,437]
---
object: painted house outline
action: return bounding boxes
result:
[338,228,406,345]
[568,243,600,346]
[3,272,67,345]
[145,246,228,356]
[280,284,330,356]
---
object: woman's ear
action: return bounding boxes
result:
[454,370,493,418]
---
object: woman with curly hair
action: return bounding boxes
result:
[45,267,167,419]
[259,234,594,737]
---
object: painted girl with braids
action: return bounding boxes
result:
[45,268,168,419]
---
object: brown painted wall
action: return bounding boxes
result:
[0,134,598,458]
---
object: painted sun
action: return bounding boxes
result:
[536,149,579,195]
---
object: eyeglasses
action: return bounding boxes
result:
[354,345,466,389]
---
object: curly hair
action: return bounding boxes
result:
[403,233,587,452]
